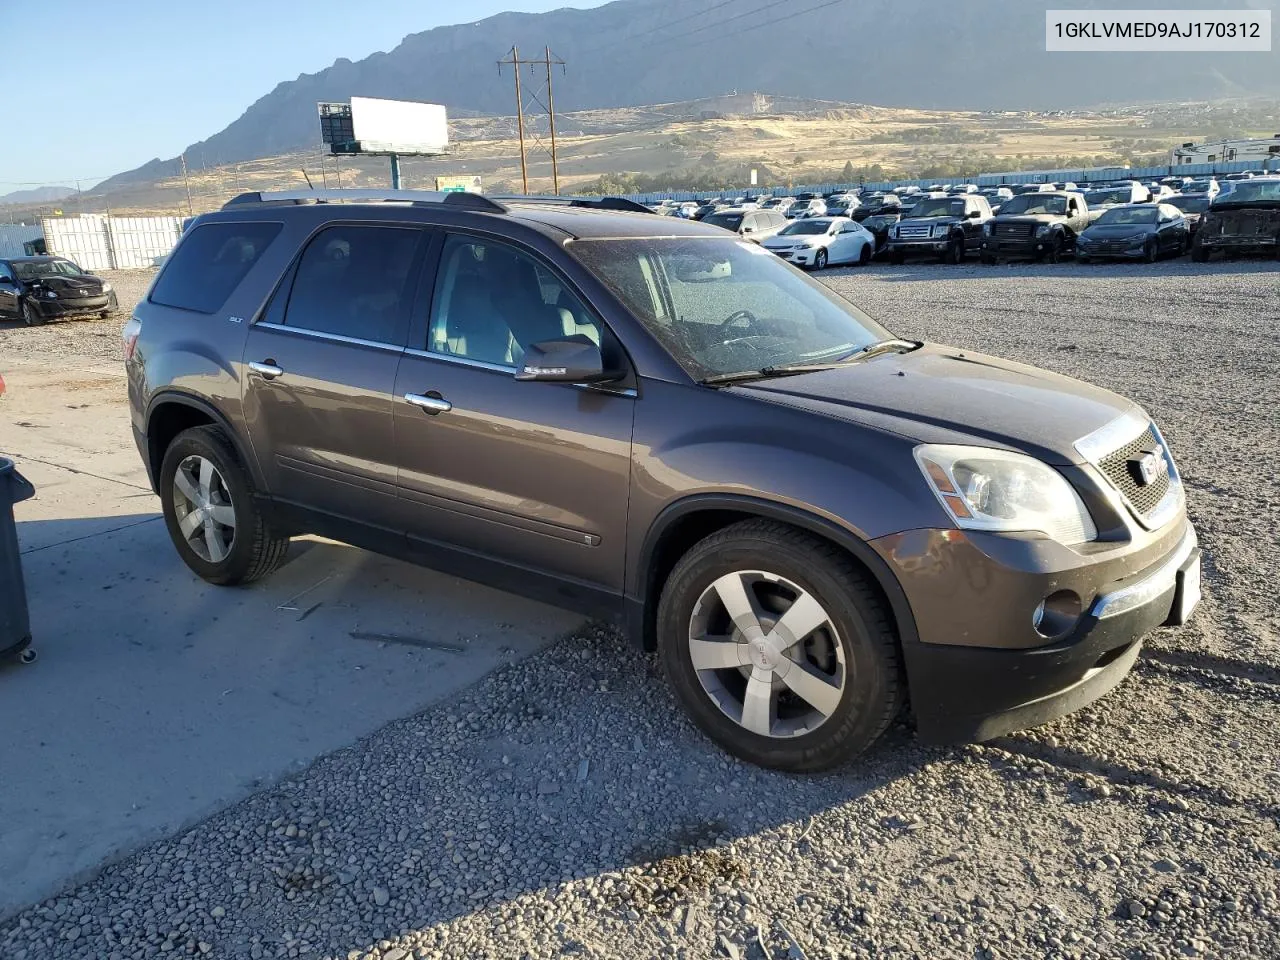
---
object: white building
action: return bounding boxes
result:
[1170,135,1280,166]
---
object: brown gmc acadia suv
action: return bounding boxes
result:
[124,189,1201,771]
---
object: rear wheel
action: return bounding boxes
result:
[20,299,44,327]
[657,520,903,772]
[159,425,290,585]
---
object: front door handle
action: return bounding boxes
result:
[248,360,284,380]
[404,392,452,414]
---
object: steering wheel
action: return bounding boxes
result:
[719,308,759,330]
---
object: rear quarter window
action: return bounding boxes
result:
[149,221,282,314]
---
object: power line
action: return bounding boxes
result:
[664,0,851,54]
[636,0,778,50]
[622,0,744,45]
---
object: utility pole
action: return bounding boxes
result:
[544,46,562,195]
[179,154,194,216]
[498,47,530,193]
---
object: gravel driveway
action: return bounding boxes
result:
[2,260,1277,960]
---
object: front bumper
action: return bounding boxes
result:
[767,247,819,266]
[887,239,951,255]
[1198,235,1278,252]
[873,519,1199,743]
[28,293,113,318]
[981,237,1049,258]
[1076,242,1147,260]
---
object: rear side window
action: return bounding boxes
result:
[282,224,423,346]
[150,221,281,314]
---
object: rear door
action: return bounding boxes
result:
[241,222,427,529]
[390,232,635,594]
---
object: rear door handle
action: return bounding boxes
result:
[248,361,284,380]
[404,392,452,414]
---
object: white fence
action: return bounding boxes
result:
[0,224,44,259]
[41,215,183,270]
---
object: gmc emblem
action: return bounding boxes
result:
[1130,448,1169,487]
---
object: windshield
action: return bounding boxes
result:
[1166,196,1209,213]
[1095,207,1157,225]
[778,220,831,236]
[12,259,85,280]
[1186,181,1214,192]
[1215,180,1280,203]
[703,213,744,231]
[908,198,966,218]
[999,194,1067,215]
[1085,189,1131,205]
[1012,184,1046,195]
[568,237,890,380]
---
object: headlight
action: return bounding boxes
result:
[1127,233,1148,243]
[45,290,58,299]
[1035,225,1052,237]
[982,222,994,235]
[934,224,951,237]
[889,225,899,238]
[102,282,113,293]
[914,444,1097,545]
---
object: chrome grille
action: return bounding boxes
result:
[1097,425,1171,519]
[898,224,932,239]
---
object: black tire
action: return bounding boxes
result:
[942,237,964,265]
[159,425,290,586]
[656,519,903,772]
[1077,255,1092,265]
[980,253,997,266]
[1044,235,1064,264]
[888,251,905,266]
[1191,240,1210,263]
[1143,238,1158,264]
[813,248,828,270]
[857,243,872,266]
[20,299,44,327]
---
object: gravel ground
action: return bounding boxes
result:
[0,269,153,366]
[2,259,1278,960]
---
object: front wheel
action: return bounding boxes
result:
[1191,240,1210,263]
[857,242,872,266]
[942,237,964,265]
[812,248,828,270]
[159,425,290,585]
[980,253,997,266]
[657,520,903,771]
[888,251,905,265]
[20,299,44,327]
[1044,235,1064,264]
[1143,238,1158,264]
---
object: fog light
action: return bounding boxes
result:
[1033,590,1084,640]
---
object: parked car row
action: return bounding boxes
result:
[677,175,1279,268]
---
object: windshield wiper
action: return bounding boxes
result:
[699,340,919,386]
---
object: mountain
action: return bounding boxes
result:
[97,0,1280,191]
[0,185,75,205]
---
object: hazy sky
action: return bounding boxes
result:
[0,0,609,190]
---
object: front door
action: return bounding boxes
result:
[0,262,17,317]
[241,222,426,529]
[391,233,635,595]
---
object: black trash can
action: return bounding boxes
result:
[0,458,35,660]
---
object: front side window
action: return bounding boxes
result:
[282,224,422,345]
[428,235,602,368]
[151,221,281,314]
[569,237,891,381]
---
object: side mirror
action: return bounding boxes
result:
[515,335,619,384]
[967,210,982,219]
[742,225,754,234]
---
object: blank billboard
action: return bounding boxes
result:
[350,97,449,155]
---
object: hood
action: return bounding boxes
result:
[22,274,103,295]
[994,213,1060,224]
[899,215,961,225]
[1082,222,1155,239]
[730,343,1137,465]
[763,233,828,248]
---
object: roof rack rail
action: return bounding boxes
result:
[488,195,655,214]
[221,189,508,213]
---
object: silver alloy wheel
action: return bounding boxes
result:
[172,455,236,563]
[687,570,847,738]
